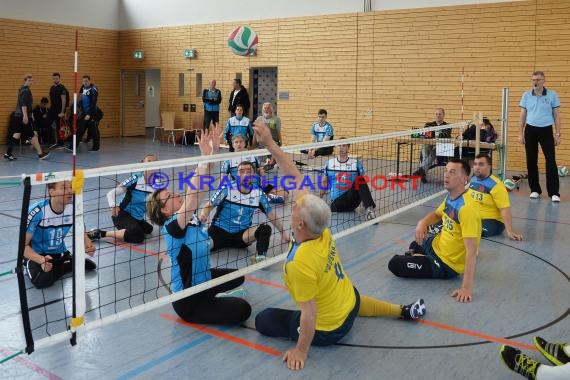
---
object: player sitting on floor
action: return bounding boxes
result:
[251,116,426,371]
[88,153,158,243]
[147,127,251,325]
[469,153,523,240]
[320,139,376,221]
[24,180,97,289]
[388,158,482,303]
[201,160,289,264]
[221,133,288,204]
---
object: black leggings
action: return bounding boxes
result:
[172,268,251,324]
[112,210,153,243]
[331,182,376,212]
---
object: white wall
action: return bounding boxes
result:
[0,0,119,29]
[372,0,525,11]
[0,0,526,30]
[118,0,524,30]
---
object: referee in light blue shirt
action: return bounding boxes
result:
[519,70,562,202]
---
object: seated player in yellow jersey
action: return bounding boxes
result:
[470,154,523,240]
[252,119,426,371]
[388,158,481,303]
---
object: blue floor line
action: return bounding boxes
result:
[118,229,415,379]
[117,326,232,379]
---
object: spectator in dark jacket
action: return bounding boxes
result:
[228,78,250,117]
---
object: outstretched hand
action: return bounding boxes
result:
[253,118,272,147]
[198,128,212,156]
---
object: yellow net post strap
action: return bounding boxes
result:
[70,316,85,330]
[71,170,85,195]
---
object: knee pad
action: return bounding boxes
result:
[388,255,403,276]
[254,224,272,239]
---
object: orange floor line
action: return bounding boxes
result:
[245,276,288,290]
[418,319,538,351]
[160,313,281,357]
[246,276,538,351]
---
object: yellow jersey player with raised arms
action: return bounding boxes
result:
[251,118,426,371]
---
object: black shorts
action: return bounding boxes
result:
[10,114,36,140]
[208,224,249,250]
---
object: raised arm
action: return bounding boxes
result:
[253,119,309,200]
[176,126,221,228]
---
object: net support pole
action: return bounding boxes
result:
[70,171,87,346]
[15,176,35,354]
[500,87,509,180]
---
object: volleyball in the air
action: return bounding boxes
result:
[558,165,568,177]
[227,26,258,56]
[503,178,517,192]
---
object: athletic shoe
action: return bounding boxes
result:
[4,153,16,160]
[534,336,570,366]
[38,152,50,160]
[250,254,267,264]
[499,345,540,380]
[88,149,100,153]
[216,287,247,298]
[529,192,540,199]
[551,195,561,203]
[365,207,376,221]
[400,298,426,320]
[87,229,102,240]
[85,258,97,271]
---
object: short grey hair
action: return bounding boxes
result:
[297,194,331,238]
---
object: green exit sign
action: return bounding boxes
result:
[133,50,144,60]
[184,49,196,58]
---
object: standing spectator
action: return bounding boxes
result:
[72,75,100,152]
[253,102,282,170]
[519,70,562,202]
[412,108,451,183]
[4,74,50,160]
[33,97,51,145]
[202,79,222,131]
[49,72,69,147]
[228,78,250,117]
[223,104,253,152]
[302,109,334,158]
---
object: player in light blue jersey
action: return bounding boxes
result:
[224,104,253,152]
[221,134,287,204]
[301,109,334,158]
[25,180,97,288]
[88,153,158,244]
[320,140,376,221]
[147,126,250,324]
[201,160,289,263]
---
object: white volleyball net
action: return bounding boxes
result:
[6,121,504,357]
